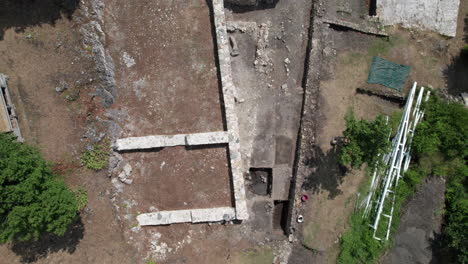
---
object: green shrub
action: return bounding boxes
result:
[339,95,467,263]
[339,112,391,169]
[74,188,88,211]
[412,96,468,160]
[0,133,79,243]
[442,160,468,263]
[80,143,109,170]
[338,213,383,264]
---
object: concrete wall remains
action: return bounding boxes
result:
[377,0,460,37]
[213,0,249,220]
[115,131,229,151]
[137,207,236,226]
[117,0,249,226]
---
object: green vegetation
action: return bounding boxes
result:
[338,213,383,263]
[234,248,275,264]
[412,96,468,263]
[80,143,109,170]
[338,111,391,169]
[338,95,468,263]
[303,221,321,248]
[74,188,88,211]
[0,133,81,243]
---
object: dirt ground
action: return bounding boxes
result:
[0,0,466,263]
[294,0,468,263]
[0,1,137,263]
[106,0,225,137]
[380,177,446,264]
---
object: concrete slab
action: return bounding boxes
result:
[377,0,461,37]
[191,207,236,223]
[275,89,303,167]
[250,94,276,168]
[116,131,228,151]
[185,131,229,145]
[136,207,236,226]
[272,166,292,201]
[137,210,192,226]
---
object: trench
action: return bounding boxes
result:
[285,0,317,236]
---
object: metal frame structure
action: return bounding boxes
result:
[362,82,430,241]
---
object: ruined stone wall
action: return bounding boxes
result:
[377,0,461,37]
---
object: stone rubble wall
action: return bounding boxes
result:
[213,0,249,220]
[137,207,236,226]
[377,0,460,37]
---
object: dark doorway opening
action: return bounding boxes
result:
[273,200,289,234]
[369,0,377,16]
[249,168,272,196]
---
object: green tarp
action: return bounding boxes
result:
[367,56,411,91]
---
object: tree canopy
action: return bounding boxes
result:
[338,112,391,169]
[0,133,79,243]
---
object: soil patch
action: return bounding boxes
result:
[120,145,233,211]
[381,177,446,264]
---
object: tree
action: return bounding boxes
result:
[412,96,468,263]
[0,133,79,243]
[338,112,391,169]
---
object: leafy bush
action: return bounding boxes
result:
[0,133,79,243]
[74,188,88,211]
[444,161,468,263]
[338,213,384,264]
[80,143,109,170]
[412,96,468,160]
[339,96,467,263]
[339,112,391,169]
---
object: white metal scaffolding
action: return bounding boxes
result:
[362,82,431,241]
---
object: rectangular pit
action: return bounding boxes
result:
[121,145,233,211]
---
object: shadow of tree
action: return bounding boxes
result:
[10,216,84,263]
[301,145,348,199]
[0,0,79,40]
[428,231,453,264]
[443,48,468,96]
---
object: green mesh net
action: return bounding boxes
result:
[367,56,411,91]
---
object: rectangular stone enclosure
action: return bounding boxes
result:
[115,0,248,226]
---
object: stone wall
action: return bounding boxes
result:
[377,0,461,37]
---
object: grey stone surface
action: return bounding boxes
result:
[323,19,388,36]
[272,166,292,201]
[185,131,229,145]
[213,0,249,220]
[137,207,236,226]
[137,210,192,226]
[116,134,185,150]
[116,131,228,151]
[377,0,461,37]
[191,207,236,223]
